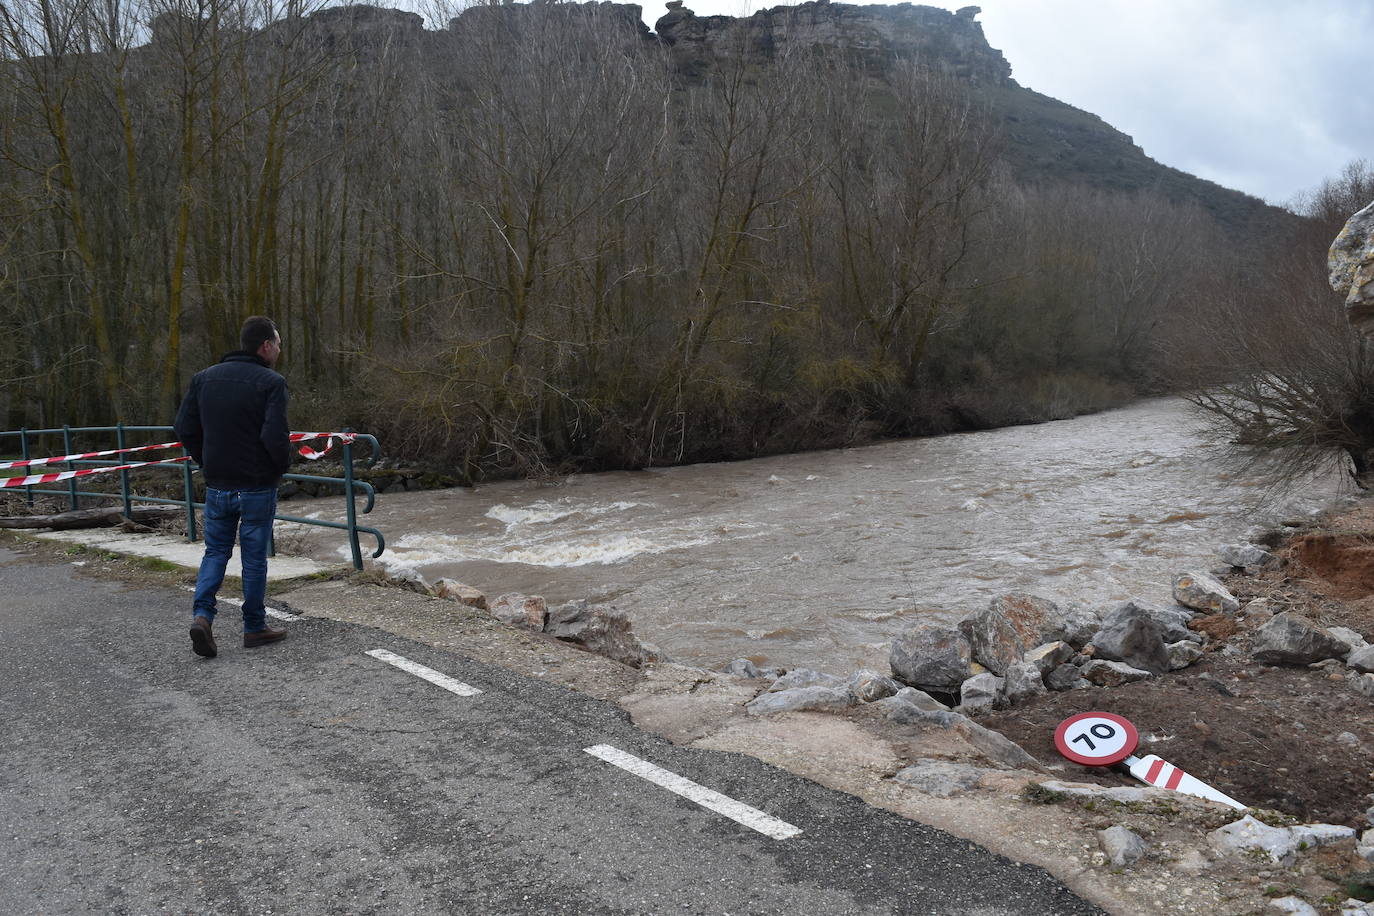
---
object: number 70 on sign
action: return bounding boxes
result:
[1053,711,1246,810]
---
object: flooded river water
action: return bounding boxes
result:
[290,399,1344,673]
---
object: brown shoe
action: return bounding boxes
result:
[189,617,217,658]
[243,624,288,648]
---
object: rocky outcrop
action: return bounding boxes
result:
[1330,200,1374,336]
[654,2,1013,85]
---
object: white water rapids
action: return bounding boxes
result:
[287,399,1346,673]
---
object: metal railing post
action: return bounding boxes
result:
[116,422,132,518]
[342,428,362,570]
[182,446,197,542]
[63,425,77,511]
[20,428,32,507]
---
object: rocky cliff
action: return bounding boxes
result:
[648,2,1282,232]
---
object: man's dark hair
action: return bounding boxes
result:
[241,316,278,354]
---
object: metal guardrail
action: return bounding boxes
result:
[0,424,385,570]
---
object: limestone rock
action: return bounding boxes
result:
[879,704,1038,768]
[1268,898,1319,916]
[1098,825,1147,867]
[958,593,1063,675]
[883,704,965,728]
[1218,543,1280,572]
[1290,823,1357,848]
[874,686,948,715]
[1354,673,1374,698]
[767,668,843,692]
[1081,659,1153,687]
[545,600,650,668]
[958,672,1003,715]
[889,622,974,691]
[1023,640,1075,674]
[1330,626,1371,657]
[1090,603,1170,674]
[846,669,902,703]
[1173,571,1240,614]
[431,578,488,610]
[1002,661,1046,704]
[1045,663,1088,691]
[1350,646,1374,673]
[1251,612,1351,666]
[894,760,987,797]
[745,685,855,716]
[1209,815,1301,865]
[1045,601,1103,649]
[1167,640,1205,671]
[1329,200,1374,335]
[488,592,547,630]
[1035,779,1161,804]
[718,658,784,679]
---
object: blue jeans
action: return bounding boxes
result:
[192,487,277,633]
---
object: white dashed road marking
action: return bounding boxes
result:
[365,649,483,697]
[583,744,802,840]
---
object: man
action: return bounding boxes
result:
[175,316,291,658]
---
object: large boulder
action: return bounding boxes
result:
[1002,661,1047,704]
[958,672,1003,715]
[745,686,854,716]
[1023,641,1075,674]
[1251,612,1351,666]
[767,668,843,692]
[1044,601,1104,649]
[488,593,547,630]
[1090,603,1171,674]
[958,594,1063,675]
[1330,199,1374,335]
[1108,599,1201,645]
[1349,646,1374,673]
[874,686,948,716]
[846,669,902,703]
[889,622,975,691]
[1172,571,1240,614]
[1081,659,1153,687]
[545,600,652,668]
[1217,544,1280,572]
[432,578,488,610]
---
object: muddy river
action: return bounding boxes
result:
[288,399,1345,673]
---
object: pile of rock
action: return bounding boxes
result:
[884,576,1234,716]
[428,578,665,668]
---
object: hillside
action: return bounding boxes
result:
[651,1,1289,234]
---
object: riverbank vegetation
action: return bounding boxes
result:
[0,0,1329,481]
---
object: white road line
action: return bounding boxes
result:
[365,649,483,697]
[179,586,300,621]
[583,744,802,840]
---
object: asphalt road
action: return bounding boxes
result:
[0,547,1103,915]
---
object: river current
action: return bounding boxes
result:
[289,399,1344,673]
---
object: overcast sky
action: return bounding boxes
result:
[635,0,1373,206]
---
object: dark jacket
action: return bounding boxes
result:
[174,352,291,491]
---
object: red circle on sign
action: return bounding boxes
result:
[1053,712,1139,766]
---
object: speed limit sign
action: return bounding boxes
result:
[1053,712,1139,766]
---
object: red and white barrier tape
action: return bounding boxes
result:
[0,440,181,471]
[0,431,360,473]
[1,456,191,489]
[292,431,357,460]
